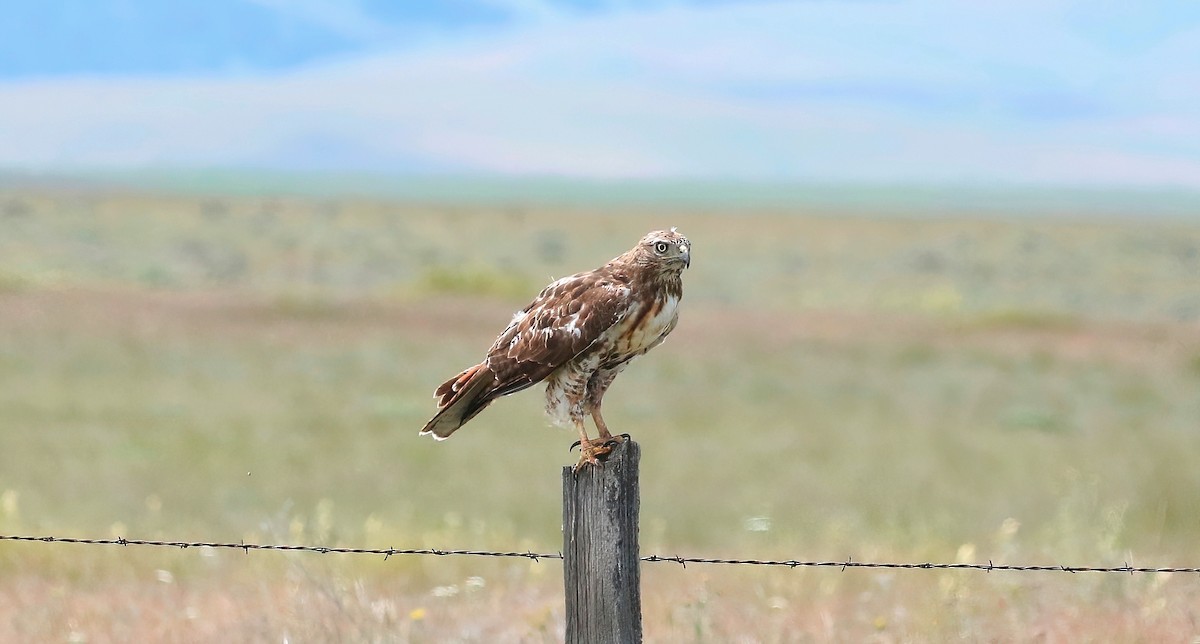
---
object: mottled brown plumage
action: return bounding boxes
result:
[420,229,690,470]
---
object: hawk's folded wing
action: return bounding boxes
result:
[420,268,632,439]
[484,270,631,398]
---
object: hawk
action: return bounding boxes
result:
[421,229,690,471]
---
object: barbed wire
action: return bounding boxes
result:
[0,535,556,562]
[639,554,1200,574]
[3,534,1197,575]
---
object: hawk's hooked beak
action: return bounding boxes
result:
[681,244,690,269]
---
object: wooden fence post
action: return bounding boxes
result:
[562,439,642,643]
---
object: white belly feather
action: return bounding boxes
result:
[615,294,680,356]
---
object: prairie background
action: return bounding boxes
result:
[1,187,1198,641]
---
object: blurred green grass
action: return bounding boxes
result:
[4,190,1200,319]
[1,189,1199,638]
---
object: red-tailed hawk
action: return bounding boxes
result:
[421,229,690,470]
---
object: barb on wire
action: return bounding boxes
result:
[3,534,1198,575]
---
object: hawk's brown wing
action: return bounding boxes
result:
[484,269,630,398]
[420,267,630,438]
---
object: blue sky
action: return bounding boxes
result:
[2,0,1199,186]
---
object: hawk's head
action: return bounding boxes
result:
[635,228,690,272]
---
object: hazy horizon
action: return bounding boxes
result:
[3,167,1198,218]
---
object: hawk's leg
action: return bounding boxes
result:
[571,419,614,473]
[568,407,627,451]
[591,406,627,448]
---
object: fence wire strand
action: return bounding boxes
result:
[3,534,1198,575]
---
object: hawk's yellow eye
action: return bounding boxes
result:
[653,241,669,254]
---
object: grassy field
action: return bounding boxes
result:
[1,188,1199,641]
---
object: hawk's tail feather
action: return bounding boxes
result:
[420,363,496,439]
